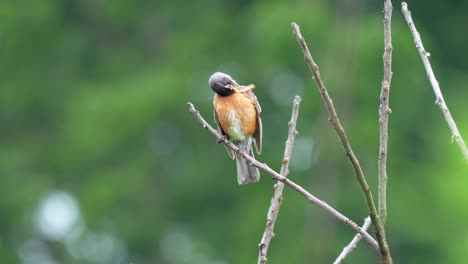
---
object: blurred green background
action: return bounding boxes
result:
[1,0,468,263]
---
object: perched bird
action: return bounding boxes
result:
[209,72,262,185]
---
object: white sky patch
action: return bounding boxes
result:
[17,239,58,264]
[34,191,80,241]
[269,72,304,106]
[68,231,127,264]
[290,137,316,172]
[160,227,228,264]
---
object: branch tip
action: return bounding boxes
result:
[258,96,302,263]
[402,1,468,163]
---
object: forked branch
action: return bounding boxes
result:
[291,22,392,263]
[333,217,372,264]
[258,96,301,264]
[187,102,379,251]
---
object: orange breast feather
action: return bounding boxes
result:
[214,92,257,141]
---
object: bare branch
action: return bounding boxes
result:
[291,22,392,263]
[258,96,301,264]
[333,217,372,264]
[187,102,379,251]
[401,2,468,164]
[379,0,393,226]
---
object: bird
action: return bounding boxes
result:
[209,72,262,185]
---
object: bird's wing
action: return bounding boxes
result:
[214,108,235,159]
[244,90,262,154]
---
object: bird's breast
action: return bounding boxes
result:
[214,92,257,141]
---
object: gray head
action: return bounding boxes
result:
[209,72,237,96]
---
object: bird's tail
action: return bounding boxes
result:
[236,139,260,185]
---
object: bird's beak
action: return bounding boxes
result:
[227,83,240,91]
[215,82,235,91]
[230,83,256,93]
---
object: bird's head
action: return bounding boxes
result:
[209,72,238,96]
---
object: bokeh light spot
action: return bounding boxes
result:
[34,191,80,241]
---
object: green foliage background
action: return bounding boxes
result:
[1,0,468,263]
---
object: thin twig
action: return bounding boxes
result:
[333,216,372,264]
[291,22,392,263]
[258,96,301,264]
[401,2,468,164]
[379,0,393,226]
[187,102,379,251]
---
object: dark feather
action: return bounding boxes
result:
[247,90,262,154]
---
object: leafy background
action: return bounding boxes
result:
[1,0,468,263]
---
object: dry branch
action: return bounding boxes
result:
[258,96,301,264]
[187,102,379,251]
[333,217,372,264]
[291,22,392,263]
[401,2,468,164]
[379,0,393,226]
